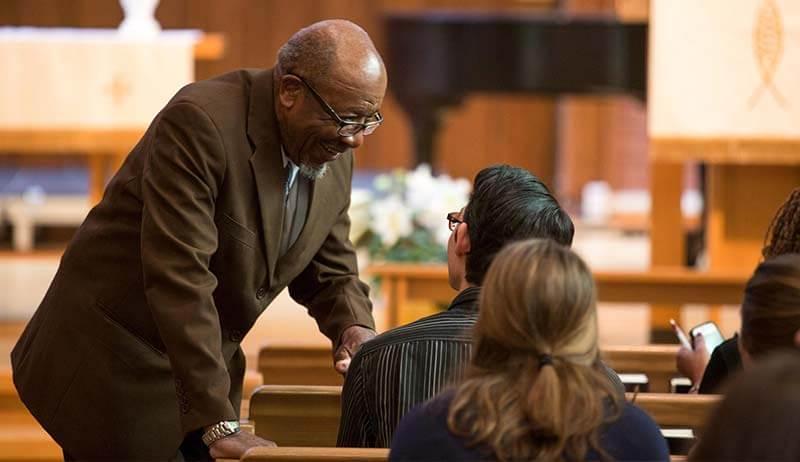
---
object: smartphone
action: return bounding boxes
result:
[670,319,692,350]
[690,321,725,354]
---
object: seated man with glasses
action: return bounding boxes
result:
[338,165,623,448]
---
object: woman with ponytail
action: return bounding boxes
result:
[389,239,668,462]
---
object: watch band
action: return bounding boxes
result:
[201,420,241,447]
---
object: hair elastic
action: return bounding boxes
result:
[538,354,554,368]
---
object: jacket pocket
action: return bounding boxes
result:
[217,213,258,249]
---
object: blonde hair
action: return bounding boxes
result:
[447,239,621,462]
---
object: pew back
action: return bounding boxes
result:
[241,447,388,462]
[250,385,341,447]
[259,344,685,392]
[249,385,719,449]
[258,345,342,386]
[603,345,681,393]
[234,447,686,462]
[233,447,688,462]
[629,392,719,427]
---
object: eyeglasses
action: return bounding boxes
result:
[447,212,464,231]
[288,73,383,137]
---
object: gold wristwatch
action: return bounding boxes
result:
[201,420,241,447]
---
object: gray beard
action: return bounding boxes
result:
[299,163,328,180]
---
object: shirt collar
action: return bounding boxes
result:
[281,146,300,190]
[447,286,481,313]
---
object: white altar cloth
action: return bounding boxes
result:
[0,28,201,129]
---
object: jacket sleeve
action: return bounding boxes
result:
[288,154,375,346]
[140,101,236,434]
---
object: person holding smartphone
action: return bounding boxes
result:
[672,321,736,393]
[676,253,800,393]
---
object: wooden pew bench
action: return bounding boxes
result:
[258,344,685,392]
[219,447,688,462]
[217,447,688,462]
[240,447,388,462]
[602,344,682,393]
[258,345,342,387]
[249,385,719,449]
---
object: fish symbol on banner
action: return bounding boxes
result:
[749,0,787,109]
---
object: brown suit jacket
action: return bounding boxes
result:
[11,69,374,460]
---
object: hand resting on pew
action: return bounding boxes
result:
[206,427,276,459]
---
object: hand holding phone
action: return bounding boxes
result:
[689,321,725,354]
[670,319,692,350]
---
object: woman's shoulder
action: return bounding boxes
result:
[394,390,455,436]
[390,390,486,462]
[601,401,670,461]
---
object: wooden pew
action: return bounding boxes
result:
[258,344,685,392]
[219,447,688,462]
[241,369,265,420]
[239,447,389,462]
[629,392,719,427]
[250,385,341,447]
[258,345,342,387]
[602,344,681,393]
[248,385,719,448]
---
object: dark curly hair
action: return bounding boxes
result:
[762,187,800,259]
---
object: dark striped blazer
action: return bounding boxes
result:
[337,287,480,447]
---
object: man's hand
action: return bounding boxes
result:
[333,325,376,375]
[675,333,710,388]
[207,431,276,459]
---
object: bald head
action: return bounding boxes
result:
[277,19,386,88]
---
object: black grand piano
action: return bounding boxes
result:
[384,11,647,165]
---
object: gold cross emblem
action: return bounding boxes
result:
[106,74,131,107]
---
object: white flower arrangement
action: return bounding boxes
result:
[352,164,471,262]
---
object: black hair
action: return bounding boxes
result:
[463,165,574,286]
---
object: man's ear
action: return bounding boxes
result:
[455,223,471,256]
[278,74,303,109]
[794,328,800,348]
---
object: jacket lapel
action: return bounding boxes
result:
[247,69,286,284]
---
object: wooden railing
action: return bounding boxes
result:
[367,264,748,328]
[258,344,682,392]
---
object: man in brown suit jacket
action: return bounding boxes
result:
[11,20,385,461]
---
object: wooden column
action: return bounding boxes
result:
[649,158,685,341]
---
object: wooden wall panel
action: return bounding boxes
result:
[438,95,555,188]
